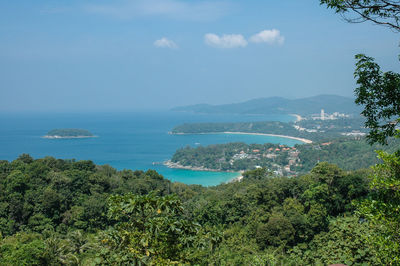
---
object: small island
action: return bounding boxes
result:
[43,129,95,139]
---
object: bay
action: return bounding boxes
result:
[0,111,301,186]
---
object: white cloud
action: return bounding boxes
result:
[154,38,178,49]
[249,29,284,45]
[204,33,247,49]
[84,0,231,21]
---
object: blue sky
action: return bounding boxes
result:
[0,0,399,112]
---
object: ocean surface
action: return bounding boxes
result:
[0,111,301,186]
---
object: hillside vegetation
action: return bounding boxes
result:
[0,154,393,264]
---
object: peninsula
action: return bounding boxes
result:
[167,137,400,176]
[43,129,95,139]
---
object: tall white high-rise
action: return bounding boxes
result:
[321,109,325,120]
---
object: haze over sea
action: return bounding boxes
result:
[0,111,301,186]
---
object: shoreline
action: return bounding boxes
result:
[171,131,312,144]
[227,171,244,183]
[42,135,97,139]
[223,132,312,144]
[163,160,243,183]
[164,160,237,172]
[290,113,303,122]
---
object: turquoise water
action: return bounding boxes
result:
[0,111,301,186]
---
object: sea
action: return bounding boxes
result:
[0,111,302,186]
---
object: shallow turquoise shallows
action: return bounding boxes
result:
[0,111,301,186]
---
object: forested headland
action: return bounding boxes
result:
[168,137,400,175]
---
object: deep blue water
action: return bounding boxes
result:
[0,111,301,186]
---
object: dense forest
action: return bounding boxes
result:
[295,137,400,171]
[0,154,398,264]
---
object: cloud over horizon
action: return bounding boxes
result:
[154,37,178,49]
[204,33,247,49]
[249,29,284,45]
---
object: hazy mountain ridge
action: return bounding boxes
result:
[172,95,362,116]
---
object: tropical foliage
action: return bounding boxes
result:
[0,154,386,265]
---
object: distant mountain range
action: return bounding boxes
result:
[171,95,362,116]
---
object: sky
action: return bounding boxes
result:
[0,0,399,112]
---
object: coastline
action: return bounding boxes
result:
[290,113,303,122]
[171,131,312,144]
[223,132,312,144]
[42,135,97,139]
[227,171,244,183]
[164,160,237,172]
[164,160,243,183]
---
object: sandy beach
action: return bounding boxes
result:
[170,128,312,144]
[227,172,244,183]
[290,114,303,122]
[223,132,312,144]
